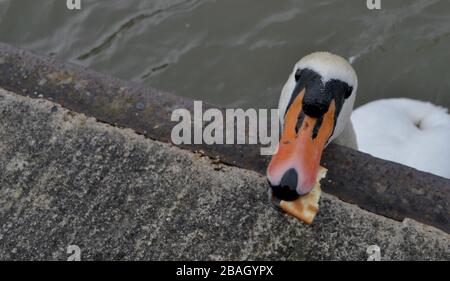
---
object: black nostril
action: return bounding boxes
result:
[270,169,299,201]
[281,168,298,189]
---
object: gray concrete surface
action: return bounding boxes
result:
[0,88,448,260]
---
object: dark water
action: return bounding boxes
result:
[0,0,449,109]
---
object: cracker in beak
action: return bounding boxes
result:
[279,166,327,224]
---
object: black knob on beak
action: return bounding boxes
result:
[270,168,299,201]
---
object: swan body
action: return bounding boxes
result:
[352,98,450,178]
[267,51,450,201]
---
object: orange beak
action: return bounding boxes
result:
[267,89,335,198]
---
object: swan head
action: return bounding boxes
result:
[267,52,357,200]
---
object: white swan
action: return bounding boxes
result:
[267,52,450,201]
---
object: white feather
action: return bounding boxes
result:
[352,99,450,178]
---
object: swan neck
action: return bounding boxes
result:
[333,120,358,150]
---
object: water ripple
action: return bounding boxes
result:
[76,0,198,61]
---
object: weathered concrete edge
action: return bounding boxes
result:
[0,89,448,261]
[0,42,448,233]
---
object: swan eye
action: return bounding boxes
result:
[345,86,353,98]
[294,69,301,82]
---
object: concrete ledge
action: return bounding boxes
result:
[0,42,448,233]
[0,89,448,260]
